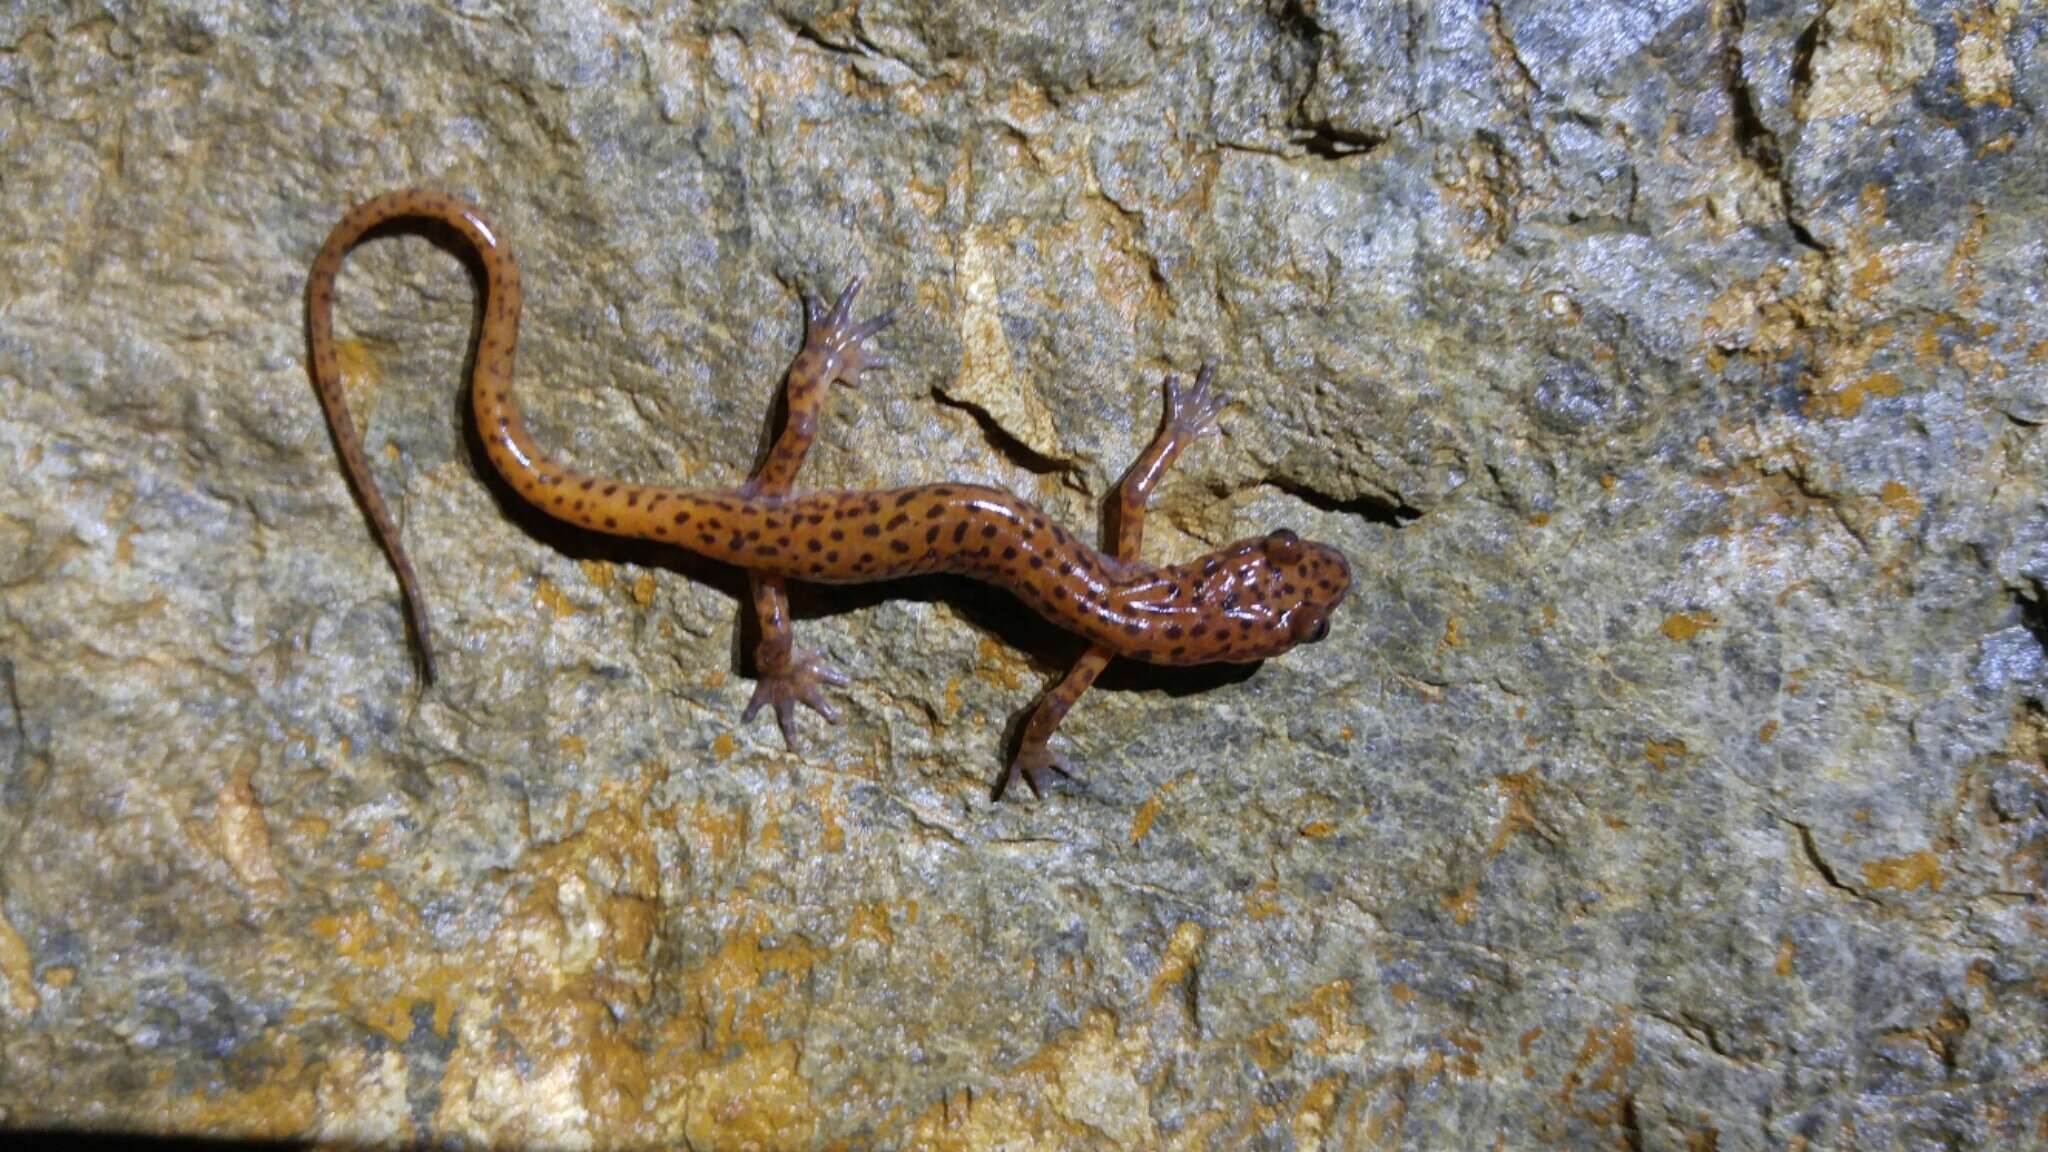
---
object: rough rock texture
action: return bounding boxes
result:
[1,1,2045,1148]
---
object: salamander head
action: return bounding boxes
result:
[1152,528,1350,663]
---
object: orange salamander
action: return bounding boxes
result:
[307,189,1350,799]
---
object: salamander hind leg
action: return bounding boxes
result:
[737,278,892,748]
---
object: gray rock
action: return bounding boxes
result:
[0,0,2043,1147]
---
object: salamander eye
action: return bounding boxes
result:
[1264,528,1303,565]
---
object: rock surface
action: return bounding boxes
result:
[1,1,2045,1148]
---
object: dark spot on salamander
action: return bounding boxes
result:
[887,513,910,530]
[889,540,909,554]
[861,524,881,538]
[951,522,967,544]
[926,526,940,545]
[895,490,917,507]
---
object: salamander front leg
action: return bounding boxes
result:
[1110,363,1222,564]
[998,365,1224,799]
[1000,646,1110,800]
[740,278,891,748]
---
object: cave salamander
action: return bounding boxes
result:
[307,189,1350,798]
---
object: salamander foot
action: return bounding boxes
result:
[996,741,1083,801]
[1164,362,1224,440]
[802,277,895,388]
[743,648,848,749]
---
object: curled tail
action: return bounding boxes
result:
[305,189,547,683]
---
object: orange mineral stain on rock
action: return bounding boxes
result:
[578,558,615,591]
[814,786,846,853]
[671,1040,817,1151]
[1291,1075,1344,1151]
[1805,371,1903,419]
[533,577,579,617]
[1487,767,1546,857]
[0,913,37,1016]
[1245,879,1283,920]
[432,803,667,1146]
[180,1030,317,1139]
[1643,740,1687,772]
[1010,1008,1155,1149]
[1440,879,1480,924]
[1129,792,1163,844]
[1661,611,1718,641]
[686,798,748,865]
[1147,921,1204,1008]
[1879,480,1922,518]
[1861,850,1943,892]
[841,901,897,951]
[975,635,1025,690]
[214,760,287,900]
[1955,3,2017,107]
[1559,1016,1637,1129]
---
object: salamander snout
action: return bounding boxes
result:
[1284,537,1349,646]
